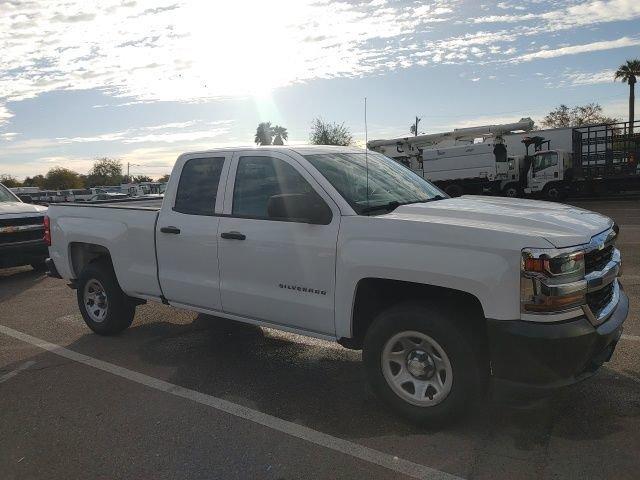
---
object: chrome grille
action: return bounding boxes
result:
[586,282,614,315]
[0,215,44,227]
[585,244,614,274]
[0,216,45,245]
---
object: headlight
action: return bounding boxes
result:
[521,247,586,313]
[522,249,584,277]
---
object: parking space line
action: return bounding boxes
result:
[621,334,640,342]
[0,360,35,384]
[0,324,461,480]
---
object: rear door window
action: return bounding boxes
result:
[174,157,225,216]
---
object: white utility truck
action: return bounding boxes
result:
[45,146,627,424]
[503,122,640,199]
[368,119,534,197]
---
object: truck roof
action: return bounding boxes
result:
[178,145,368,158]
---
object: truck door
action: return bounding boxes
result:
[529,151,559,193]
[156,155,230,310]
[217,151,340,336]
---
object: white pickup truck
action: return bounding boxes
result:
[46,146,627,424]
[0,183,48,270]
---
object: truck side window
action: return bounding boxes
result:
[232,156,316,219]
[533,152,558,172]
[174,157,225,216]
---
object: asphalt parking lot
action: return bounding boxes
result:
[1,197,638,480]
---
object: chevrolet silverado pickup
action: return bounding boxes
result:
[0,183,48,270]
[45,146,627,424]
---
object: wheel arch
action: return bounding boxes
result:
[69,242,113,278]
[340,277,487,350]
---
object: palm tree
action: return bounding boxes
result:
[254,122,273,145]
[272,125,288,145]
[614,59,640,134]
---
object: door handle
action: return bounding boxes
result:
[160,226,181,234]
[221,231,246,240]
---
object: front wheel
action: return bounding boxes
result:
[502,183,521,198]
[543,183,567,201]
[363,301,486,426]
[77,260,136,335]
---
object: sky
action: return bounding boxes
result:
[0,0,639,180]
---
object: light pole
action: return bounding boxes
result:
[126,163,140,182]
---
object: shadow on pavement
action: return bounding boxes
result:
[0,267,48,303]
[3,310,638,452]
[57,312,637,445]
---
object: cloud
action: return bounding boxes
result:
[0,104,13,126]
[0,0,460,108]
[55,120,233,144]
[473,0,640,31]
[559,69,617,86]
[1,132,20,140]
[3,0,633,118]
[51,12,96,23]
[516,37,640,62]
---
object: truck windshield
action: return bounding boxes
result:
[0,184,19,202]
[304,152,445,215]
[533,152,558,172]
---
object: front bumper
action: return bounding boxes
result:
[0,239,49,268]
[487,286,628,397]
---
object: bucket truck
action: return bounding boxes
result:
[368,118,535,197]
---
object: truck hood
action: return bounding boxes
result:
[0,201,47,216]
[389,195,612,248]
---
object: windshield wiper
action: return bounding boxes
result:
[361,197,443,215]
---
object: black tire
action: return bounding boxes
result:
[363,301,486,426]
[444,184,464,197]
[543,183,567,201]
[30,261,47,272]
[76,259,136,335]
[502,183,521,198]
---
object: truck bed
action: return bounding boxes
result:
[47,198,163,298]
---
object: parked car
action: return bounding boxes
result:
[88,193,128,201]
[45,146,627,425]
[60,189,93,202]
[0,182,48,270]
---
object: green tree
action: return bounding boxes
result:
[272,125,288,145]
[0,174,21,188]
[86,157,124,187]
[541,103,618,129]
[254,122,273,145]
[615,58,640,133]
[157,174,170,183]
[309,117,353,146]
[22,175,46,188]
[44,167,84,190]
[131,175,153,183]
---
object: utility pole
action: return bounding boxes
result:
[413,116,421,136]
[126,163,140,183]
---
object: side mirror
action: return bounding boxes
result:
[18,194,33,203]
[267,193,332,225]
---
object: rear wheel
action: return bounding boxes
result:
[77,260,136,335]
[363,301,486,426]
